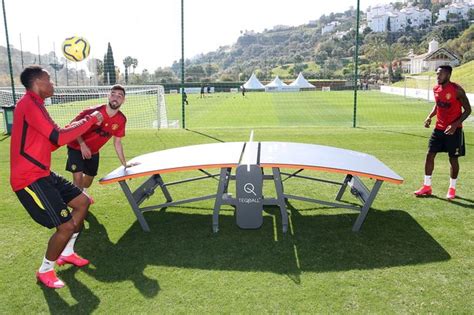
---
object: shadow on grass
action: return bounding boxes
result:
[39,213,160,313]
[0,134,10,142]
[356,127,430,140]
[75,205,449,294]
[359,127,474,148]
[430,195,474,209]
[186,129,226,143]
[414,193,474,209]
[40,268,100,314]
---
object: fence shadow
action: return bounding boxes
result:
[186,129,226,143]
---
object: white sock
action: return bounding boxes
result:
[60,233,79,257]
[424,175,432,186]
[449,178,457,189]
[83,187,87,193]
[39,256,55,273]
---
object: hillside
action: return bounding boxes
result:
[0,45,88,87]
[1,4,473,86]
[176,12,473,83]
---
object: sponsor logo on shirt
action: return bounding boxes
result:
[436,101,450,108]
[94,127,111,138]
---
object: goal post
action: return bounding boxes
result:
[403,75,433,101]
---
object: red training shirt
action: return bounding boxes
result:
[67,104,126,154]
[433,82,463,131]
[10,91,99,191]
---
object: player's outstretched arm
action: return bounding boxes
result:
[113,136,139,168]
[27,106,103,146]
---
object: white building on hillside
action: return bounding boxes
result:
[367,4,431,32]
[399,6,431,28]
[366,4,393,32]
[322,21,339,35]
[437,1,474,23]
[401,39,460,74]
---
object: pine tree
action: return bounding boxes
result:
[104,42,116,85]
[103,53,108,84]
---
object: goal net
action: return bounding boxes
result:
[0,85,172,129]
[402,75,434,101]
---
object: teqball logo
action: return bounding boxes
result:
[239,183,261,204]
[244,183,256,196]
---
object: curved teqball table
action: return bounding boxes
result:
[100,142,246,184]
[100,141,403,232]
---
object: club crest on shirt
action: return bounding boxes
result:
[112,124,119,131]
[60,209,69,217]
[446,93,451,100]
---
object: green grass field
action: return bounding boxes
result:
[0,91,473,313]
[164,90,436,129]
[40,88,464,131]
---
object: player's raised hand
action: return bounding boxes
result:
[91,111,103,125]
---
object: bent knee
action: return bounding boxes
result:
[69,193,91,210]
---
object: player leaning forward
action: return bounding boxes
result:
[414,65,471,199]
[66,84,136,191]
[10,66,103,289]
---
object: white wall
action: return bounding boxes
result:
[380,85,474,106]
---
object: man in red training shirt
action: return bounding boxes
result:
[414,65,471,199]
[65,84,136,191]
[10,66,103,289]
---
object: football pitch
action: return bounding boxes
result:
[26,90,440,131]
[166,90,434,129]
[0,91,473,313]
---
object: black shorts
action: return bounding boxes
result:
[428,128,466,158]
[66,147,100,176]
[15,172,82,229]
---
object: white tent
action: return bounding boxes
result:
[289,72,316,89]
[243,73,265,90]
[265,76,299,92]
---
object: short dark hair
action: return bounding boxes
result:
[438,65,452,75]
[111,84,126,96]
[20,65,46,89]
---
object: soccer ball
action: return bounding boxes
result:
[62,36,90,62]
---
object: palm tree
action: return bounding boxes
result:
[123,56,134,84]
[131,58,138,74]
[363,36,406,83]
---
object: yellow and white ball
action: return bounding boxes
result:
[62,36,90,62]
